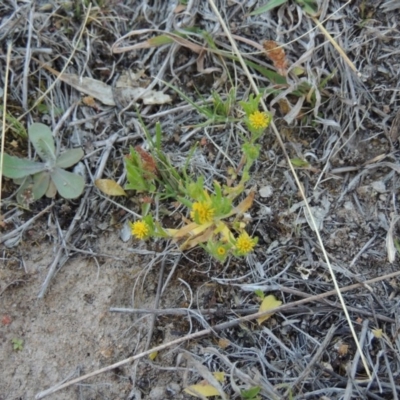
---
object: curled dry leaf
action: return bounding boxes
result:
[263,40,289,76]
[36,61,171,107]
[95,179,127,196]
[257,294,282,325]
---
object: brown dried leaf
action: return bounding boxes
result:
[95,179,127,196]
[82,96,98,108]
[135,146,157,175]
[337,343,349,357]
[263,40,288,76]
[218,338,230,349]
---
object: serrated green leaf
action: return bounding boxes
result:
[33,172,51,199]
[249,0,288,15]
[56,148,84,168]
[29,123,56,162]
[50,167,85,199]
[1,153,47,179]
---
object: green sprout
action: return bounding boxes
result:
[11,338,23,351]
[241,386,262,400]
[1,122,84,206]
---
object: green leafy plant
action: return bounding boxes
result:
[1,122,84,205]
[241,386,262,400]
[250,0,318,16]
[11,338,23,351]
[97,95,271,262]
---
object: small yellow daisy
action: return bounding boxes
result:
[217,246,226,256]
[235,231,257,254]
[131,220,149,240]
[248,110,271,130]
[190,201,215,224]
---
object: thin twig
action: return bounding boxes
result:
[0,42,12,214]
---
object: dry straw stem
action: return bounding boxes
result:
[35,269,400,399]
[206,0,371,379]
[0,42,12,212]
[311,15,360,77]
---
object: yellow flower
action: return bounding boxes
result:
[190,201,215,224]
[248,111,271,130]
[131,220,149,240]
[217,246,226,256]
[235,231,256,254]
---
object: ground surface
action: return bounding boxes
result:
[1,1,400,399]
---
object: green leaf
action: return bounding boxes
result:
[241,386,261,399]
[1,153,47,179]
[50,167,85,199]
[290,158,310,168]
[254,289,265,300]
[249,0,288,15]
[295,0,318,15]
[56,148,84,168]
[147,35,174,47]
[29,123,56,162]
[244,59,287,84]
[33,172,51,199]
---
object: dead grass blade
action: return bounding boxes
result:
[311,15,360,77]
[206,0,372,380]
[0,42,12,213]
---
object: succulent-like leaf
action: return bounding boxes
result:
[56,148,84,168]
[50,167,84,199]
[29,123,56,162]
[1,153,47,179]
[33,172,51,200]
[46,179,57,198]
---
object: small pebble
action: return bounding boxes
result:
[259,185,273,198]
[149,386,166,400]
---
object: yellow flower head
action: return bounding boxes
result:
[217,246,226,256]
[131,220,150,240]
[190,201,215,224]
[235,231,257,255]
[248,110,271,130]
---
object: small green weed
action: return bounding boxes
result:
[104,95,272,261]
[1,122,84,206]
[241,386,262,400]
[11,338,23,351]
